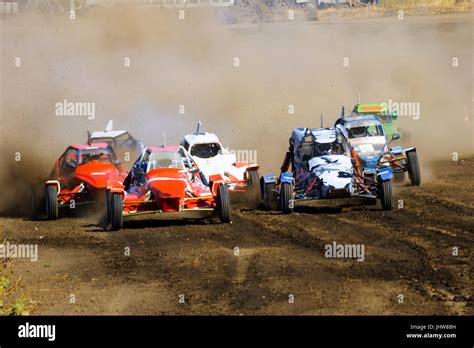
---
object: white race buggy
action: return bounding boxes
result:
[180,122,260,194]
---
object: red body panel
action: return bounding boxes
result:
[147,168,188,212]
[123,168,216,215]
[74,162,124,189]
[46,144,126,207]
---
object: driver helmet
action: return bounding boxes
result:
[330,141,343,155]
[348,126,368,138]
[315,142,331,156]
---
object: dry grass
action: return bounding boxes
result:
[380,0,470,10]
[314,0,472,20]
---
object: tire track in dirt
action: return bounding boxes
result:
[232,208,434,314]
[94,214,290,314]
[233,173,472,314]
[1,160,472,314]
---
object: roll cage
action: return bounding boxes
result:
[291,128,351,170]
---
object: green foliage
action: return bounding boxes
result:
[0,259,35,316]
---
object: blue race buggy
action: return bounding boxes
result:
[261,127,394,213]
[336,114,421,186]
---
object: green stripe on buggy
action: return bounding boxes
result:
[357,103,388,114]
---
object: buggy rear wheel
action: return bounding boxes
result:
[279,182,294,214]
[105,190,112,225]
[216,184,231,223]
[380,180,393,211]
[407,151,421,186]
[30,190,37,219]
[247,169,259,190]
[109,193,123,231]
[262,179,278,211]
[244,169,261,208]
[30,185,44,220]
[45,185,58,220]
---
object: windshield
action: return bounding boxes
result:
[190,143,221,158]
[149,151,184,170]
[314,140,348,157]
[78,148,115,165]
[354,143,385,159]
[91,134,135,147]
[346,122,384,139]
[90,138,114,146]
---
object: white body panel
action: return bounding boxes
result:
[90,130,127,139]
[193,154,246,183]
[182,131,256,187]
[308,155,353,192]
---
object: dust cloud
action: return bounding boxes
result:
[0,7,472,213]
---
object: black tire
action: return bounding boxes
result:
[263,182,278,210]
[244,169,261,208]
[30,185,44,220]
[105,190,112,225]
[45,185,58,220]
[110,193,123,231]
[407,151,421,186]
[247,169,259,190]
[30,190,38,219]
[380,180,393,211]
[216,184,231,223]
[279,182,294,214]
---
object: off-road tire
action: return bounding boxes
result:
[45,185,58,220]
[380,180,393,211]
[217,184,231,223]
[279,182,294,214]
[407,151,421,186]
[110,193,123,231]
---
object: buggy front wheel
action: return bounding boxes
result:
[216,184,231,223]
[263,181,278,211]
[246,169,259,191]
[380,180,393,211]
[45,185,58,220]
[109,193,123,231]
[407,151,421,186]
[279,182,294,214]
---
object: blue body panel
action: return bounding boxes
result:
[364,168,376,175]
[280,172,293,184]
[377,167,393,181]
[391,145,403,155]
[262,174,277,184]
[360,156,378,170]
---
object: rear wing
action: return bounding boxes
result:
[357,103,388,114]
[355,103,398,121]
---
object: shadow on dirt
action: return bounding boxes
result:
[84,218,213,232]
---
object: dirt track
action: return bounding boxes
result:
[1,159,472,315]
